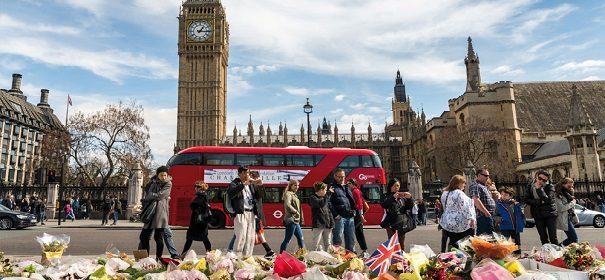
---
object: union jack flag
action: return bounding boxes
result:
[364,231,405,275]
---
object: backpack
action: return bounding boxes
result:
[222,189,235,216]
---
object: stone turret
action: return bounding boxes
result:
[266,123,272,145]
[283,123,288,144]
[334,121,339,146]
[465,37,481,93]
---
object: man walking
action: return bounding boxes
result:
[329,168,357,252]
[227,166,256,257]
[596,195,605,213]
[469,168,496,235]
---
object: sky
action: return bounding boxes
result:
[1,0,604,165]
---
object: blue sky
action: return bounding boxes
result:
[1,0,604,165]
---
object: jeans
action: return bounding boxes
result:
[412,214,418,225]
[332,216,356,252]
[420,213,427,225]
[476,215,494,235]
[561,219,578,246]
[280,223,305,252]
[113,211,119,224]
[354,212,368,251]
[599,204,605,213]
[64,212,75,221]
[102,210,110,225]
[139,228,165,259]
[535,216,559,245]
[163,228,180,257]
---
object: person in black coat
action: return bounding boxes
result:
[380,178,414,251]
[181,181,212,256]
[310,182,335,251]
[524,170,558,245]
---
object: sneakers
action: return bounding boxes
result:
[264,251,275,259]
[361,251,370,259]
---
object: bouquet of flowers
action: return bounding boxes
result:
[467,234,518,260]
[563,242,597,271]
[35,233,70,265]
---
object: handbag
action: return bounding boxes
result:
[140,200,157,224]
[570,211,579,225]
[398,210,416,234]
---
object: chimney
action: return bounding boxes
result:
[9,74,23,94]
[38,89,50,107]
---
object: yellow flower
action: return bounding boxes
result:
[349,258,365,272]
[195,258,207,271]
[209,269,230,280]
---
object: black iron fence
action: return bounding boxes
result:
[0,184,129,218]
[421,179,605,202]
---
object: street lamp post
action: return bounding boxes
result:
[303,98,313,146]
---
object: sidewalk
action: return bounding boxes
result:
[38,219,167,229]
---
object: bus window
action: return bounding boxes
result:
[236,154,262,166]
[361,155,374,167]
[264,187,282,203]
[338,155,360,168]
[204,153,235,165]
[288,154,315,166]
[314,155,325,165]
[263,154,286,166]
[298,188,313,204]
[362,184,382,203]
[372,155,383,168]
[167,152,202,166]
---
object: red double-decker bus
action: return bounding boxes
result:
[166,146,386,228]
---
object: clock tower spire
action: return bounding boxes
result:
[176,0,229,150]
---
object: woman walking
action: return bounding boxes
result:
[555,177,578,246]
[439,175,476,250]
[349,179,369,258]
[181,181,212,256]
[138,166,172,260]
[279,179,305,253]
[380,178,413,251]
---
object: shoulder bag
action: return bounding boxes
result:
[438,191,451,231]
[140,200,157,224]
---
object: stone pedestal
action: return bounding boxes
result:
[46,183,59,219]
[408,161,423,200]
[126,163,144,220]
[463,160,476,197]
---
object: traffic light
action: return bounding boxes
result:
[48,169,56,183]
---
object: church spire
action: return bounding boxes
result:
[394,69,407,103]
[247,115,254,136]
[568,84,593,129]
[465,36,481,93]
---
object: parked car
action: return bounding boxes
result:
[0,204,38,230]
[525,204,605,228]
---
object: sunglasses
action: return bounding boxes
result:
[537,177,548,182]
[480,173,490,177]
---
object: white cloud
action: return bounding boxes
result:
[0,37,177,83]
[491,65,526,76]
[283,86,335,96]
[256,64,279,72]
[222,0,552,82]
[227,74,253,97]
[555,60,605,73]
[350,103,367,110]
[582,76,600,81]
[144,107,177,165]
[334,94,345,101]
[514,4,576,42]
[0,14,81,35]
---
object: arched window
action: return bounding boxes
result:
[552,169,562,182]
[459,113,466,126]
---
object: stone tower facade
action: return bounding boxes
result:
[176,0,229,150]
[566,85,602,180]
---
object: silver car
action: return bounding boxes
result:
[525,204,605,228]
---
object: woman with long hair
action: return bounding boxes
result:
[555,177,578,246]
[279,179,305,253]
[181,181,212,257]
[380,178,413,250]
[439,175,476,250]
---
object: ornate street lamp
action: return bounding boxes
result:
[303,98,313,146]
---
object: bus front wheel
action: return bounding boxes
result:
[208,209,226,229]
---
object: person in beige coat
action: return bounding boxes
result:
[279,179,306,253]
[555,177,578,246]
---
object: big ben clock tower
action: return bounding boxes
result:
[176,0,229,149]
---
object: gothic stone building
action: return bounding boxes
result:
[0,74,63,185]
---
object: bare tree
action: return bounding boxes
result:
[434,118,517,180]
[69,101,152,187]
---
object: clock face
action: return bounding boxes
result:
[188,20,212,42]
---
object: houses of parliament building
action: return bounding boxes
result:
[176,0,605,183]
